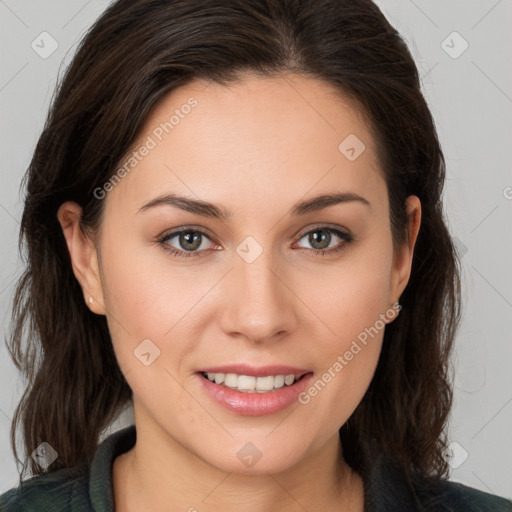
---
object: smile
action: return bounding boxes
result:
[201,372,304,393]
[196,366,314,416]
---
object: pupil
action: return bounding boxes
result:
[181,231,201,251]
[310,230,330,249]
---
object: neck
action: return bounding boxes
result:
[113,410,364,512]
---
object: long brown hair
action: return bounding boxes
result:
[7,0,461,490]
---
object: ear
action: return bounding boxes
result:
[57,201,105,315]
[389,195,421,307]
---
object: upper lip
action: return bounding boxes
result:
[197,364,312,378]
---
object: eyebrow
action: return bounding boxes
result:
[138,191,371,219]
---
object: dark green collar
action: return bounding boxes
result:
[89,425,137,512]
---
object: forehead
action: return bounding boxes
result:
[104,72,385,217]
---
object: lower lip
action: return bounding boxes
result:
[197,373,314,416]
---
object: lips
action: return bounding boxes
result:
[195,364,314,416]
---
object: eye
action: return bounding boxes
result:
[158,225,354,259]
[294,226,354,256]
[158,228,217,258]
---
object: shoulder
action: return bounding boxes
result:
[417,478,512,512]
[0,425,136,512]
[0,464,90,511]
[363,447,512,511]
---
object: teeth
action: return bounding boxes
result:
[256,376,274,391]
[238,375,256,390]
[224,373,238,388]
[203,372,300,393]
[274,374,285,388]
[284,374,295,385]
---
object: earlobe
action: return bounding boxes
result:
[389,195,422,306]
[56,201,106,315]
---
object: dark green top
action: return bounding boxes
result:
[1,425,510,511]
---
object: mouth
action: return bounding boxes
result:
[195,365,314,416]
[199,371,310,393]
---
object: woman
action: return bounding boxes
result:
[1,0,510,510]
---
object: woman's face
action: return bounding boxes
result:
[64,72,420,475]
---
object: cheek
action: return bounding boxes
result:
[304,235,394,339]
[296,288,387,435]
[294,237,393,422]
[96,224,192,369]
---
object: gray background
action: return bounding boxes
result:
[1,0,511,498]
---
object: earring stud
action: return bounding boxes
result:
[88,297,93,304]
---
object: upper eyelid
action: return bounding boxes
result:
[160,225,216,240]
[296,223,350,238]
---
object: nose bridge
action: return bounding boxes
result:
[220,239,297,342]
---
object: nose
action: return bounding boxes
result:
[218,249,298,344]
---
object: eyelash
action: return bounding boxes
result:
[157,226,354,259]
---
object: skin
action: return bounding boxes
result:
[58,72,421,512]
